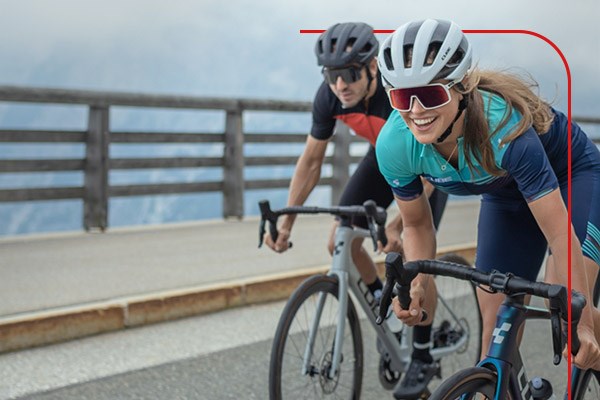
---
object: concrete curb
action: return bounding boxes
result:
[0,243,476,354]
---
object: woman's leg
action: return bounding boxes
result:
[556,166,600,344]
[475,195,548,359]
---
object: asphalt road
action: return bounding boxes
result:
[1,298,567,400]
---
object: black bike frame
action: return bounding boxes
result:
[470,296,552,400]
[381,256,586,400]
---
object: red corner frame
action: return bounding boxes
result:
[301,28,575,397]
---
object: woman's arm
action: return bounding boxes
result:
[380,179,438,254]
[392,193,437,325]
[528,190,591,315]
[527,189,600,369]
[396,193,437,261]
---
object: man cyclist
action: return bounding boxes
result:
[263,22,449,398]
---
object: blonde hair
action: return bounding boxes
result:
[456,69,555,176]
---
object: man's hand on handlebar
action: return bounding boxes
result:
[258,199,386,254]
[264,227,292,253]
[378,225,403,254]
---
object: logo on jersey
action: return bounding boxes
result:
[428,176,453,183]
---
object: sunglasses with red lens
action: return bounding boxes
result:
[386,81,459,112]
[322,65,364,85]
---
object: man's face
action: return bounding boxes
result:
[324,65,369,108]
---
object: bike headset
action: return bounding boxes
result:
[378,19,472,143]
[314,22,379,108]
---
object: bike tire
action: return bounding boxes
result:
[429,366,506,400]
[269,274,364,400]
[429,254,483,392]
[572,369,600,400]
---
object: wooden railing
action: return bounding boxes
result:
[1,86,599,231]
[0,86,368,231]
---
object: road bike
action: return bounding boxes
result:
[379,252,595,399]
[258,200,482,399]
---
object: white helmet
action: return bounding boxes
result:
[378,19,472,88]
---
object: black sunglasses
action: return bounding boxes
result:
[322,65,365,85]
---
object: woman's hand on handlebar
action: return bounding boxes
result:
[392,280,428,326]
[264,227,291,253]
[569,324,600,370]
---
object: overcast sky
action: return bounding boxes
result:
[0,0,598,115]
[0,0,598,233]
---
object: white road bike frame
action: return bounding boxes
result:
[301,223,470,379]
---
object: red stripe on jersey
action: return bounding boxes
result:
[334,113,387,146]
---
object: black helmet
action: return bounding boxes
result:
[315,22,379,68]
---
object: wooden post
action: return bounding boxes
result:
[331,121,351,205]
[84,106,109,231]
[223,107,244,219]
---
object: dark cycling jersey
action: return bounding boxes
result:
[310,71,448,229]
[376,90,600,279]
[311,72,392,146]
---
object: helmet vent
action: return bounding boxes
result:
[383,47,395,71]
[424,42,442,66]
[359,42,373,56]
[402,45,413,68]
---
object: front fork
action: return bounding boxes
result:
[301,271,349,379]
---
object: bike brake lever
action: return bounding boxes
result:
[367,217,379,252]
[377,252,403,325]
[376,277,395,325]
[363,200,387,251]
[379,254,427,323]
[258,219,266,248]
[551,313,563,365]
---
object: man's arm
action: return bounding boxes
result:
[265,135,328,252]
[391,193,437,325]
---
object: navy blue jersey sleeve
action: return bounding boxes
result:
[501,127,559,202]
[391,177,424,200]
[310,82,336,141]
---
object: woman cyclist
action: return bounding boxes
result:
[374,18,600,381]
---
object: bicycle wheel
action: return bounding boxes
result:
[429,366,509,400]
[429,254,483,392]
[269,274,364,400]
[572,369,600,399]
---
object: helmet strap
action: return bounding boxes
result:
[436,94,468,143]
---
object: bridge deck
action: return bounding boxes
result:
[0,200,480,352]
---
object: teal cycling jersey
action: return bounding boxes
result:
[376,90,562,202]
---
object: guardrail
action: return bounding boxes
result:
[0,86,367,231]
[0,85,598,231]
